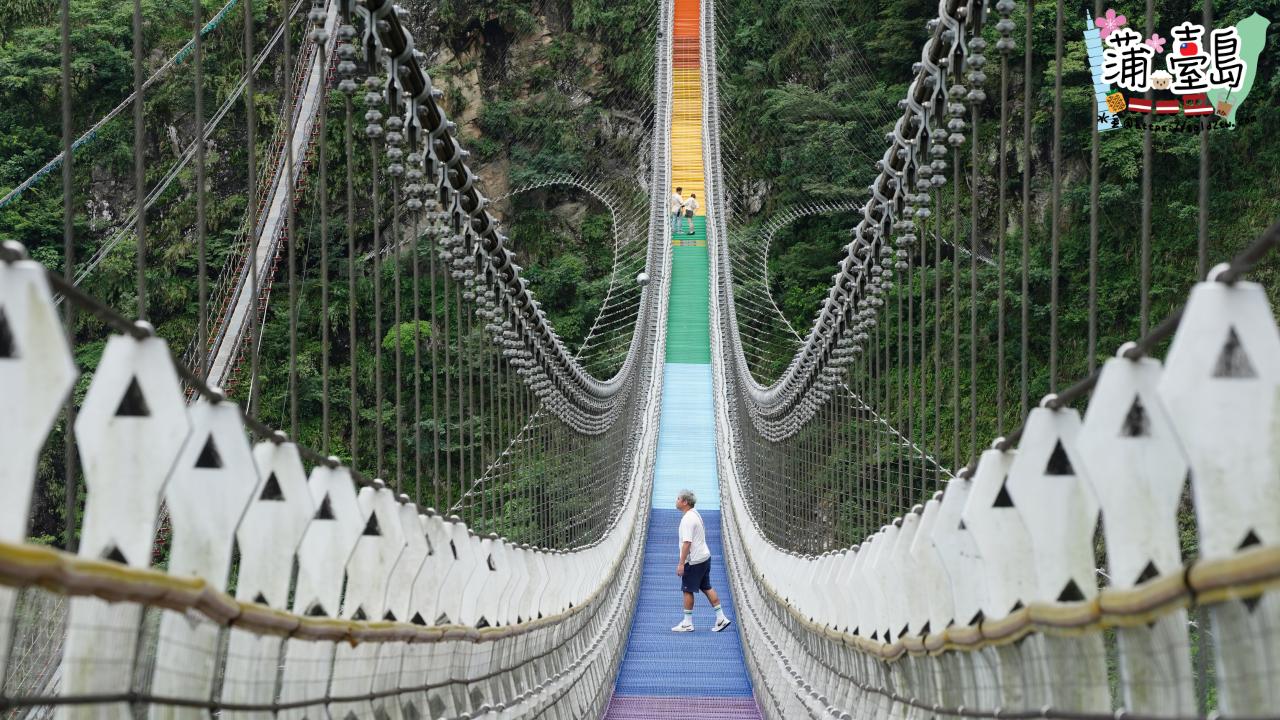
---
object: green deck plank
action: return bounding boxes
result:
[666,217,711,364]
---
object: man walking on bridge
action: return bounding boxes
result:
[671,186,685,231]
[673,489,732,632]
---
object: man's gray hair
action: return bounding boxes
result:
[678,489,697,507]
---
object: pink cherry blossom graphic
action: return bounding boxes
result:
[1096,8,1128,39]
[1145,32,1167,52]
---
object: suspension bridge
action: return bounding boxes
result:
[1,0,1279,717]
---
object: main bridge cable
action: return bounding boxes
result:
[358,0,656,434]
[724,203,948,477]
[720,0,981,439]
[446,176,650,514]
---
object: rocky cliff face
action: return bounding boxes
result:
[400,0,652,216]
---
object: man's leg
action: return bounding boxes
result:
[673,591,695,631]
[703,580,731,631]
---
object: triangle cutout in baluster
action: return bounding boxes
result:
[114,377,150,417]
[362,513,381,536]
[1212,326,1258,378]
[1045,441,1075,475]
[194,435,222,469]
[102,544,128,564]
[410,612,427,626]
[314,494,335,520]
[351,606,367,621]
[1057,579,1086,602]
[258,472,284,501]
[1120,396,1150,438]
[0,308,18,359]
[1135,560,1160,585]
[992,478,1014,507]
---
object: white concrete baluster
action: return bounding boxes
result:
[910,496,953,640]
[1080,355,1196,714]
[961,447,1039,711]
[150,399,261,718]
[1159,279,1280,715]
[277,465,363,720]
[331,483,407,719]
[442,519,482,713]
[1006,406,1108,712]
[222,441,315,719]
[403,512,456,717]
[374,502,431,720]
[61,334,190,720]
[930,476,986,628]
[930,475,990,709]
[0,259,76,686]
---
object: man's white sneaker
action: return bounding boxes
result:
[712,617,733,632]
[671,623,695,633]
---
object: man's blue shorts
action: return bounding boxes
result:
[681,558,712,594]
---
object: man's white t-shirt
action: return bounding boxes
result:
[679,509,711,565]
[670,191,684,213]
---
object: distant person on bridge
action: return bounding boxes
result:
[673,489,732,632]
[671,187,685,231]
[682,194,699,235]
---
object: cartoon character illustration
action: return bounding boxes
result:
[1106,92,1127,113]
[1151,70,1173,90]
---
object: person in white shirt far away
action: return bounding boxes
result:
[670,187,684,233]
[672,489,732,632]
[682,194,699,235]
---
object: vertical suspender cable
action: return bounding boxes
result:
[133,0,147,320]
[413,212,423,504]
[316,4,330,454]
[969,92,979,457]
[1020,0,1033,417]
[372,135,384,480]
[284,0,298,438]
[393,181,404,493]
[345,68,358,471]
[60,0,77,552]
[1088,0,1101,376]
[195,0,208,382]
[933,186,942,481]
[952,148,960,468]
[1050,0,1063,393]
[245,0,260,419]
[997,31,1009,433]
[920,189,929,488]
[1199,0,1212,280]
[430,203,441,508]
[1140,0,1153,335]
